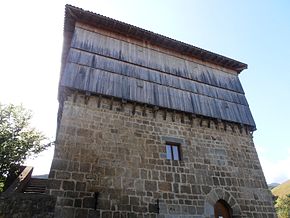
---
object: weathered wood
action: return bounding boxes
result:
[71,27,245,93]
[61,63,255,126]
[67,49,248,106]
[3,166,34,195]
[59,27,256,130]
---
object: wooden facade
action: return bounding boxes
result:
[59,5,255,131]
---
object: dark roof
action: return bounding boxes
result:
[63,5,247,73]
[59,5,256,130]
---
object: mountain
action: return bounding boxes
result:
[268,182,280,190]
[271,180,290,197]
[32,174,48,179]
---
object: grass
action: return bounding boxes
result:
[272,180,290,197]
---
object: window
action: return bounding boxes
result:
[166,143,181,160]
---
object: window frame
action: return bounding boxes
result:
[165,142,181,161]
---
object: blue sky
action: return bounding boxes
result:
[0,0,289,183]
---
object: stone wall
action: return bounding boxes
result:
[48,93,276,218]
[0,193,56,218]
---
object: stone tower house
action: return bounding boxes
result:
[48,5,276,218]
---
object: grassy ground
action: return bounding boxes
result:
[272,180,290,197]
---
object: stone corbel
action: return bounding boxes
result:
[84,91,91,105]
[132,102,136,115]
[153,106,159,118]
[97,95,102,108]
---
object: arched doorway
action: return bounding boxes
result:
[204,188,241,217]
[214,199,232,218]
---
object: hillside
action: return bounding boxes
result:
[268,182,280,190]
[272,180,290,197]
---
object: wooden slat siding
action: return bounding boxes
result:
[71,27,245,94]
[61,63,255,126]
[67,48,248,106]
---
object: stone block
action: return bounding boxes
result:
[68,161,80,172]
[140,169,148,179]
[51,190,64,197]
[72,172,85,181]
[54,206,75,218]
[213,177,220,186]
[66,126,76,135]
[102,211,112,218]
[134,179,144,191]
[48,180,61,190]
[174,173,180,182]
[77,128,93,137]
[62,181,75,191]
[65,191,79,198]
[121,196,129,205]
[98,199,111,210]
[119,204,131,211]
[165,173,173,182]
[58,198,73,206]
[180,185,191,194]
[88,209,100,218]
[83,197,95,209]
[80,162,91,172]
[130,196,139,205]
[192,185,201,195]
[158,182,172,192]
[145,180,157,192]
[168,205,181,214]
[132,206,147,213]
[148,203,159,213]
[74,199,82,207]
[128,212,138,218]
[56,171,71,179]
[202,186,211,194]
[51,159,68,170]
[173,183,179,193]
[75,208,88,218]
[76,182,86,191]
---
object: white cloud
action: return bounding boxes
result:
[256,144,290,184]
[25,146,55,176]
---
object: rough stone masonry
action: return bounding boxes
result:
[48,95,276,218]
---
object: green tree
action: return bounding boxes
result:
[275,194,290,218]
[0,103,51,191]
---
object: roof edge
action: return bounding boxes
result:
[64,4,248,73]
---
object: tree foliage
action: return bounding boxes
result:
[275,194,290,218]
[0,103,50,185]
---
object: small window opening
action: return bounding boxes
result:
[166,143,181,160]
